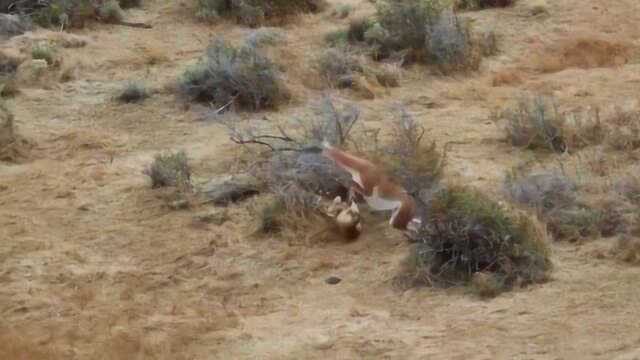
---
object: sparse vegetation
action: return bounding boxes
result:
[245,27,287,47]
[31,43,57,66]
[119,0,142,9]
[331,3,353,19]
[347,17,373,43]
[317,46,363,87]
[504,166,632,242]
[97,0,124,23]
[455,0,513,10]
[325,30,349,46]
[195,0,327,26]
[402,185,551,296]
[378,108,443,196]
[30,0,99,28]
[116,81,149,103]
[611,235,640,265]
[533,38,631,74]
[178,38,288,111]
[0,77,19,98]
[497,96,568,153]
[332,0,487,71]
[144,151,191,189]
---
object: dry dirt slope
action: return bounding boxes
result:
[2,0,640,359]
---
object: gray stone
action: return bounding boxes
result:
[201,173,260,206]
[0,14,30,39]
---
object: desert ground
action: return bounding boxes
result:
[2,0,640,359]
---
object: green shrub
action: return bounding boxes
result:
[31,44,56,65]
[145,151,191,189]
[118,0,142,9]
[195,0,326,26]
[426,9,477,70]
[347,17,374,43]
[317,46,363,87]
[98,0,124,23]
[178,38,288,111]
[331,3,353,18]
[456,0,513,10]
[30,0,136,28]
[498,96,567,153]
[324,30,349,47]
[504,167,628,241]
[338,0,485,70]
[245,27,286,47]
[403,185,552,295]
[116,82,149,103]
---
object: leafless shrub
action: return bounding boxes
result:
[497,96,567,153]
[381,107,443,198]
[503,165,629,241]
[504,169,577,213]
[606,108,640,152]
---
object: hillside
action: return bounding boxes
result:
[2,0,640,358]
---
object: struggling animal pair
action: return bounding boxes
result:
[317,142,422,237]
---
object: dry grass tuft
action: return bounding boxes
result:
[610,235,640,265]
[491,69,523,87]
[144,150,191,189]
[533,37,631,73]
[0,328,64,360]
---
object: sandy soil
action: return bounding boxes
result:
[2,0,640,359]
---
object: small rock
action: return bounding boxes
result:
[169,199,190,210]
[200,173,260,206]
[77,204,90,211]
[325,276,342,285]
[194,209,229,225]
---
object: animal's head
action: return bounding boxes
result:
[336,202,362,239]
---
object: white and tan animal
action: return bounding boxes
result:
[327,196,362,240]
[321,142,421,232]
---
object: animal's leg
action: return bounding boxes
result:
[348,182,365,203]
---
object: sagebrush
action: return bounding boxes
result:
[195,0,326,26]
[145,151,191,189]
[402,185,551,296]
[178,38,288,111]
